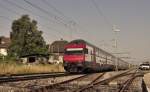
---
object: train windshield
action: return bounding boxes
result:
[65,48,87,55]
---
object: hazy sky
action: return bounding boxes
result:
[0,0,150,64]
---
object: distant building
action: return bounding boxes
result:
[48,39,68,64]
[0,36,11,56]
[20,54,49,64]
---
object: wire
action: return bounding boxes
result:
[42,0,68,21]
[25,0,85,39]
[0,16,12,21]
[42,0,85,39]
[0,0,64,39]
[42,0,76,25]
[90,0,113,29]
[0,2,20,15]
[3,0,60,25]
[2,0,65,36]
[42,0,88,39]
[23,0,70,27]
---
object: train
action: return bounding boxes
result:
[63,39,130,73]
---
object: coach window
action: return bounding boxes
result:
[84,48,88,54]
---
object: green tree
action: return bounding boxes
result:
[8,15,48,58]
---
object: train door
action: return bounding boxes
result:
[85,45,93,62]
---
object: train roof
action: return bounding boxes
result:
[69,39,115,57]
[69,39,129,64]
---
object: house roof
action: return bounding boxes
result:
[49,40,68,53]
[0,44,9,48]
[0,36,10,49]
[0,36,10,44]
[20,54,49,58]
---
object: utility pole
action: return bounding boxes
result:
[113,25,120,71]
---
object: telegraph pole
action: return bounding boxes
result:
[113,25,120,71]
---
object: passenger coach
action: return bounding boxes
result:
[63,39,129,73]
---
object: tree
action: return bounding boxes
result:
[8,15,48,58]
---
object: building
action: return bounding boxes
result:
[48,39,68,64]
[20,54,49,64]
[0,36,10,56]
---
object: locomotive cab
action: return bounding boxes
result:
[63,47,88,73]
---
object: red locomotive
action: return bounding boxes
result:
[63,39,129,73]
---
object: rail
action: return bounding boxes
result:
[0,72,72,83]
[74,68,139,92]
[118,72,144,92]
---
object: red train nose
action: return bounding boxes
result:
[63,55,84,63]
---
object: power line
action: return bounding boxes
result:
[0,16,12,21]
[42,0,69,21]
[1,0,90,40]
[23,0,70,28]
[24,0,86,39]
[0,2,20,15]
[42,0,90,39]
[42,0,77,26]
[3,0,71,30]
[42,0,84,40]
[3,0,59,25]
[90,0,113,29]
[0,0,64,39]
[2,0,64,36]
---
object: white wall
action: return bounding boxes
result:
[0,48,7,56]
[49,55,63,64]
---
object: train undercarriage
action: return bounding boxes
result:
[63,62,116,73]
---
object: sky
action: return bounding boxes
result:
[0,0,150,64]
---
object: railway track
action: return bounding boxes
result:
[0,68,146,92]
[118,70,144,92]
[30,72,106,92]
[0,72,73,83]
[74,68,144,92]
[28,68,145,92]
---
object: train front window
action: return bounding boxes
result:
[65,48,87,55]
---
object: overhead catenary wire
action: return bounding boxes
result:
[0,0,63,39]
[0,3,20,15]
[42,0,72,23]
[42,0,77,39]
[0,16,12,21]
[41,0,93,40]
[24,0,86,40]
[2,0,64,37]
[42,0,81,28]
[42,0,87,40]
[90,0,113,29]
[23,0,71,28]
[1,0,82,40]
[3,0,63,27]
[1,0,93,40]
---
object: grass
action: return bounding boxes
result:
[0,63,65,75]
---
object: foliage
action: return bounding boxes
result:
[8,15,48,58]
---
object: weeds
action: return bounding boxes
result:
[0,63,64,75]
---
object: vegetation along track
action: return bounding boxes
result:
[0,72,74,83]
